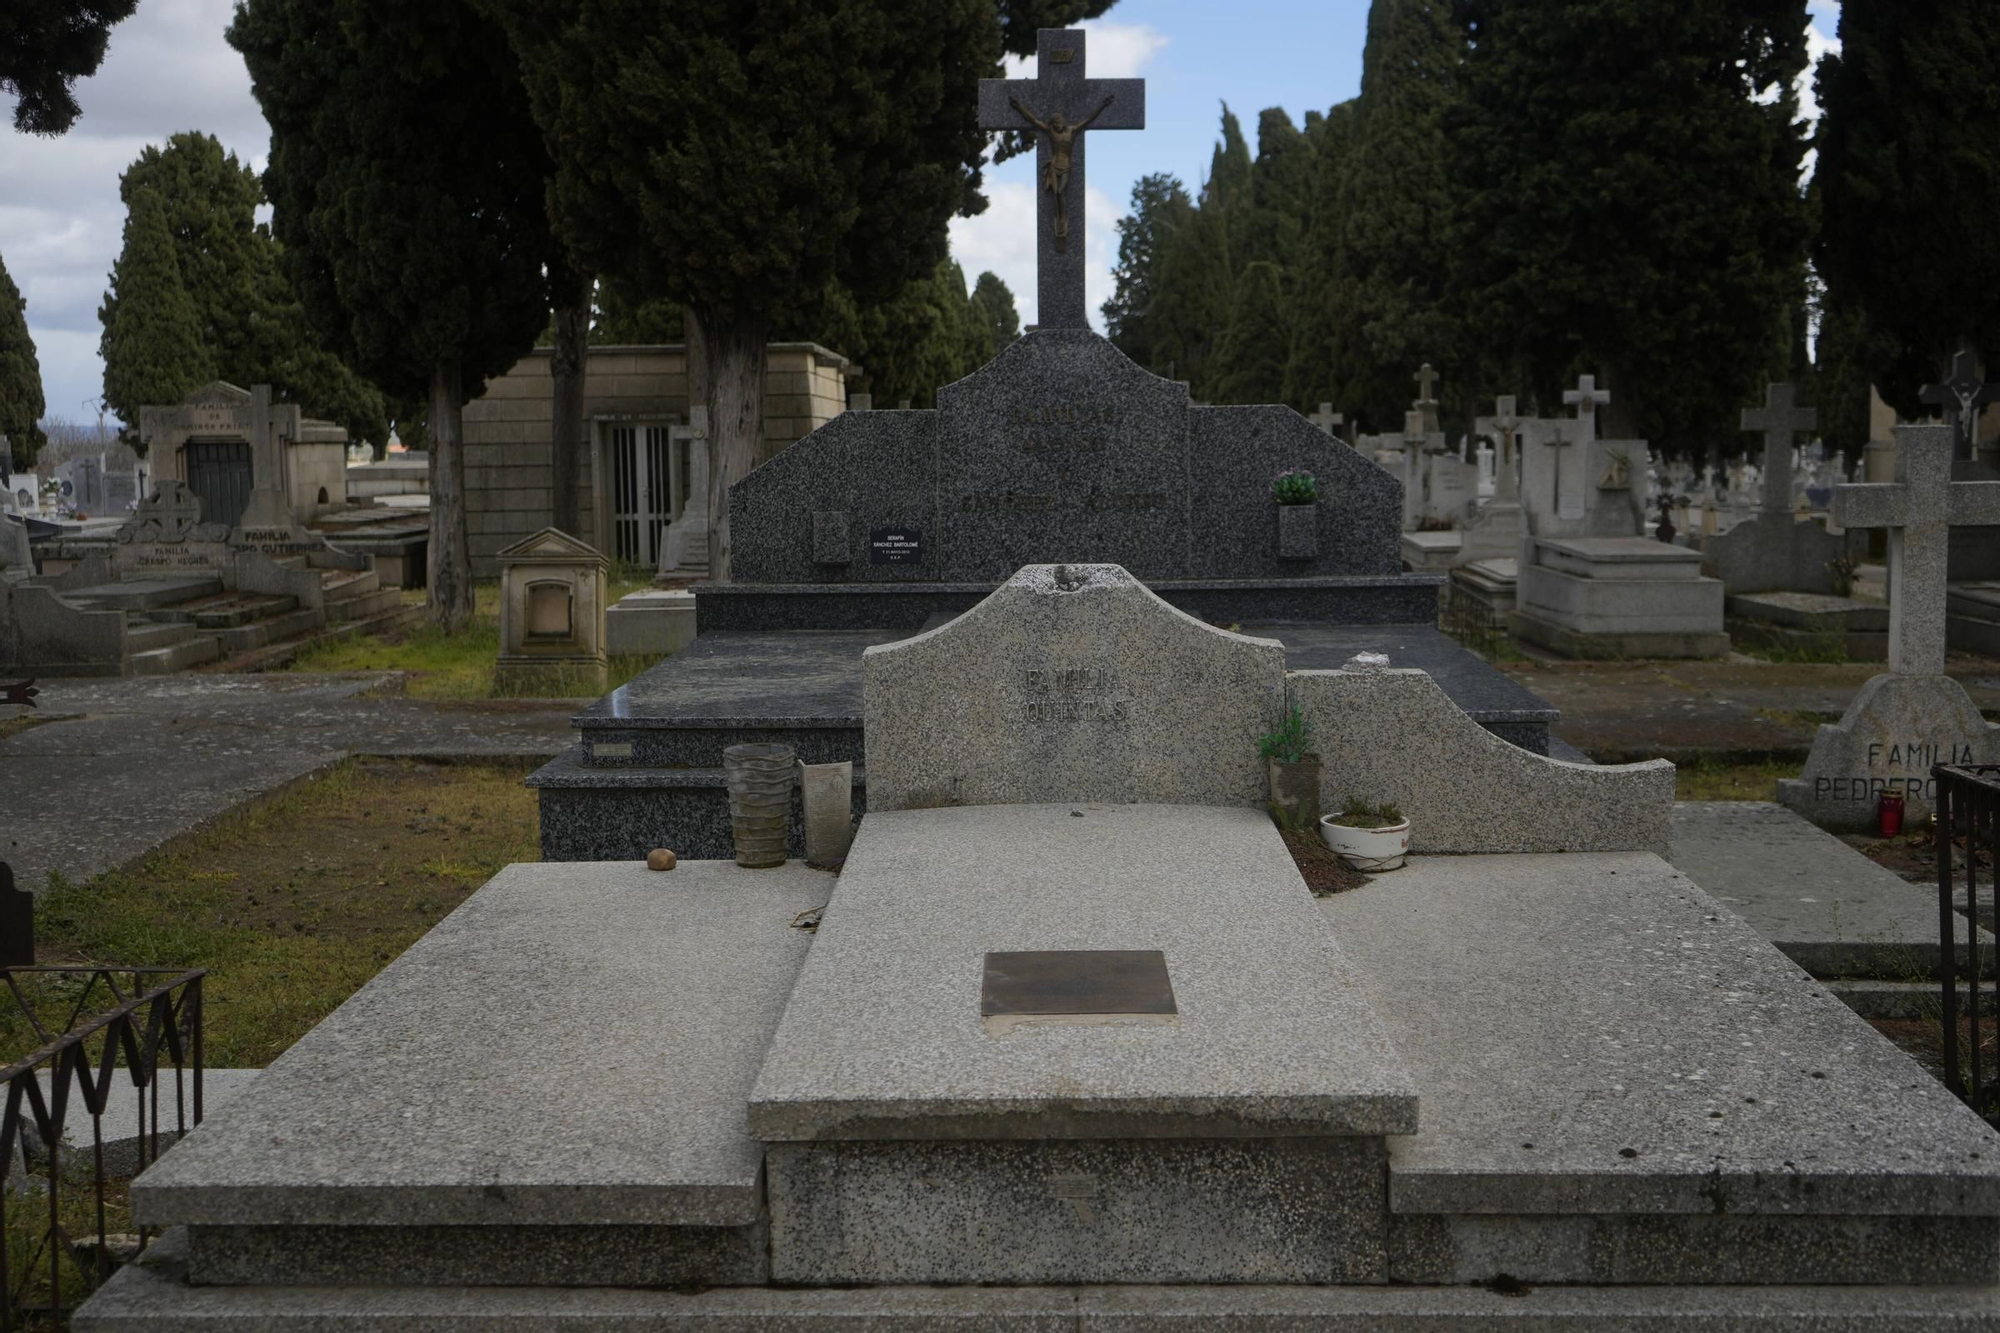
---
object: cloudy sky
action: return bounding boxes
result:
[1,0,1841,428]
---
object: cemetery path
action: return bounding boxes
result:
[1507,656,2000,760]
[1,673,576,893]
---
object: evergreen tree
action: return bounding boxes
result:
[970,271,1020,350]
[1212,260,1291,405]
[0,248,46,465]
[1813,0,2000,419]
[1328,0,1462,431]
[98,132,387,445]
[1,0,137,134]
[485,0,1003,580]
[1282,100,1357,409]
[98,188,212,438]
[1448,0,1811,453]
[1102,172,1195,375]
[229,0,558,631]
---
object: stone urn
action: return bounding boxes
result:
[1267,754,1322,830]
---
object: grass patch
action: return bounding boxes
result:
[1735,634,1851,665]
[288,578,656,700]
[10,757,540,1068]
[1674,756,1799,801]
[0,715,53,741]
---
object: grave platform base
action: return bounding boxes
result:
[81,1240,2000,1333]
[1509,609,1733,660]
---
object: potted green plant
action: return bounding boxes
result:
[1318,798,1411,872]
[1272,469,1318,560]
[1258,706,1321,830]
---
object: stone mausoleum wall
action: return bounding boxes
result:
[463,343,854,578]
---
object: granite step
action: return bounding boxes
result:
[80,1244,2000,1331]
[210,605,327,654]
[323,585,400,623]
[205,603,420,673]
[129,634,221,676]
[64,575,223,612]
[321,567,381,599]
[191,593,299,630]
[124,619,195,654]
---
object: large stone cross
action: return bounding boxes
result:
[1309,403,1344,436]
[1833,423,2000,674]
[1741,382,1816,514]
[1412,363,1440,431]
[1491,394,1521,503]
[1552,375,1608,515]
[979,29,1145,330]
[1919,349,2000,460]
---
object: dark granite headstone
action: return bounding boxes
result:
[730,329,1405,584]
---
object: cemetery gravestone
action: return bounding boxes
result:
[1920,349,2000,461]
[1779,423,2000,829]
[1703,383,1859,596]
[864,563,1285,811]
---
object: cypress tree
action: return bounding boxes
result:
[1448,0,1811,452]
[1211,108,1315,405]
[970,272,1021,350]
[0,0,138,134]
[229,0,557,631]
[1212,260,1292,406]
[1102,172,1196,375]
[0,249,46,466]
[1282,99,1358,412]
[1329,0,1463,431]
[1813,0,2000,417]
[483,0,1003,580]
[98,132,386,445]
[98,187,212,436]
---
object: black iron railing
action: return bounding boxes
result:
[1938,764,2000,1113]
[0,967,204,1330]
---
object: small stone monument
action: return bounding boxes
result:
[496,528,610,690]
[1778,424,2000,829]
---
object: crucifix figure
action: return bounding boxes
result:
[1919,348,1999,461]
[1009,92,1114,251]
[979,30,1145,330]
[1833,423,2000,674]
[1740,382,1816,515]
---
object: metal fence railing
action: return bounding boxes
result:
[1,966,204,1330]
[1938,764,2000,1114]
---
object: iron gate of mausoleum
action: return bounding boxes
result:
[1938,763,2000,1114]
[183,441,252,529]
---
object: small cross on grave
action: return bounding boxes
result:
[1741,382,1817,515]
[1308,402,1344,436]
[1553,375,1609,513]
[1919,349,2000,460]
[1492,394,1522,503]
[1833,424,2000,674]
[1413,363,1441,431]
[979,30,1145,330]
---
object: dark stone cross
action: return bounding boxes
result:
[979,29,1145,330]
[1740,382,1816,515]
[1919,349,2000,460]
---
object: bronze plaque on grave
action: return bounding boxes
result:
[980,949,1176,1021]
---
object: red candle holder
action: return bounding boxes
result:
[1878,792,1905,838]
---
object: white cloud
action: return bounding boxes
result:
[997,20,1168,81]
[1798,17,1840,180]
[0,0,263,423]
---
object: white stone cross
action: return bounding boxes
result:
[1833,423,2000,674]
[1552,375,1608,515]
[1412,363,1440,430]
[1308,403,1344,436]
[1491,394,1521,502]
[1741,382,1817,515]
[978,30,1145,330]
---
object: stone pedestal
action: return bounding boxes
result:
[496,528,609,689]
[1511,536,1728,659]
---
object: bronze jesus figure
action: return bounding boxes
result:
[1009,92,1116,251]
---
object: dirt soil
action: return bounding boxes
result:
[1280,828,1369,896]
